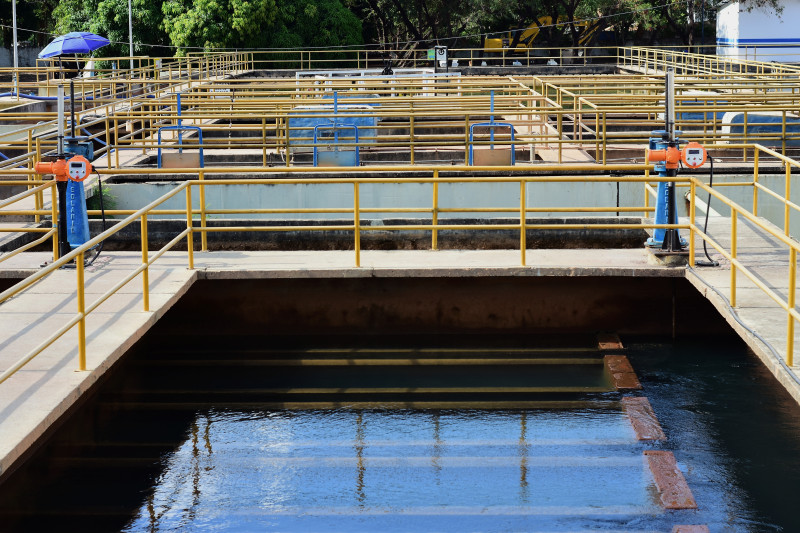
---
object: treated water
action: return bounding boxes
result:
[3,335,800,532]
[122,409,650,532]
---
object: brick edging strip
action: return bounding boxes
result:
[645,450,698,509]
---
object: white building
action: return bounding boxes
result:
[717,0,800,62]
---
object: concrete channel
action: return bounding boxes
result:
[3,58,800,531]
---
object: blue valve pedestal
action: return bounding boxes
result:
[647,130,687,248]
[62,138,92,249]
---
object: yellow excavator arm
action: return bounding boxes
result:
[484,16,595,53]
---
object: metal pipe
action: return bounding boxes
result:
[12,0,18,98]
[70,80,76,139]
[77,252,86,370]
[789,248,796,366]
[128,0,134,61]
[57,85,65,155]
[665,69,676,141]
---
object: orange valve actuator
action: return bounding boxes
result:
[681,142,707,169]
[647,145,682,170]
[34,155,92,182]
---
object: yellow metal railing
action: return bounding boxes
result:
[3,149,800,378]
[6,59,800,173]
[0,180,192,385]
[619,46,800,76]
[1,162,681,385]
[0,181,58,263]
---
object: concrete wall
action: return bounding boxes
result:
[106,180,644,221]
[0,47,43,68]
[717,0,800,62]
[157,277,733,337]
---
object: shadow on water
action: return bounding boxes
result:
[628,336,800,532]
[2,333,800,531]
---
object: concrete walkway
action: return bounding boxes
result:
[685,211,800,405]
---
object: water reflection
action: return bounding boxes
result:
[519,412,529,503]
[123,408,648,532]
[355,411,366,506]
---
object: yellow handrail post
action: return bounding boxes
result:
[76,251,86,371]
[410,101,415,165]
[262,118,267,166]
[186,185,194,269]
[141,214,150,312]
[285,112,291,168]
[689,179,696,267]
[31,133,42,224]
[557,110,563,164]
[464,114,470,165]
[753,149,759,216]
[788,247,796,367]
[354,181,361,267]
[743,111,748,162]
[602,112,607,165]
[105,116,112,169]
[783,110,787,156]
[114,118,120,169]
[50,182,58,263]
[432,169,439,250]
[520,180,527,266]
[731,209,738,307]
[785,162,792,236]
[199,170,208,251]
[644,150,651,218]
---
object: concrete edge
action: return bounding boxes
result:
[684,269,800,407]
[198,266,686,280]
[0,270,198,482]
[0,269,39,279]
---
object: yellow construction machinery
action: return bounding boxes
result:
[484,16,603,55]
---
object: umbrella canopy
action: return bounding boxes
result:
[38,32,110,59]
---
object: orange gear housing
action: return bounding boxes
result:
[647,146,682,170]
[34,155,92,182]
[34,159,70,182]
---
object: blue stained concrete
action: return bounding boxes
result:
[726,113,800,146]
[677,99,727,121]
[289,96,379,149]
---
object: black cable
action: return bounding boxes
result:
[695,154,719,267]
[84,170,107,267]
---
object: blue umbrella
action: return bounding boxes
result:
[38,32,110,59]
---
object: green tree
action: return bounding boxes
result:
[53,0,170,57]
[355,0,481,59]
[267,0,363,49]
[1,0,59,47]
[162,0,279,53]
[264,0,363,67]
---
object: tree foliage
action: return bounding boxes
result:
[52,0,169,56]
[355,0,482,56]
[162,0,278,53]
[4,0,788,61]
[1,0,60,47]
[267,0,363,49]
